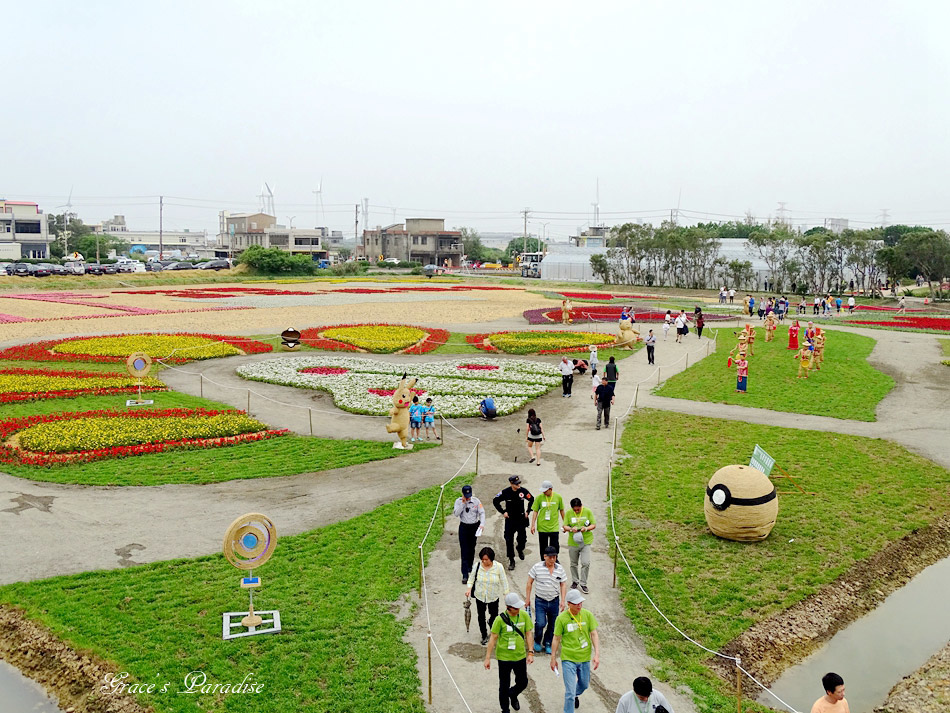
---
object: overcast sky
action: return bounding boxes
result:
[3,1,949,238]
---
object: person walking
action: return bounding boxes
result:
[594,376,614,431]
[662,310,672,340]
[525,408,544,465]
[588,345,599,374]
[564,498,596,592]
[673,311,685,343]
[465,546,509,645]
[810,672,849,713]
[525,546,567,655]
[531,480,565,556]
[550,589,600,713]
[645,329,656,364]
[485,592,534,713]
[847,295,855,314]
[559,356,574,398]
[896,295,906,315]
[453,484,486,584]
[604,356,619,390]
[493,475,535,570]
[729,287,735,304]
[616,676,675,713]
[695,313,705,339]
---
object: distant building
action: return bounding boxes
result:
[570,225,607,248]
[217,211,328,261]
[0,199,52,259]
[362,217,463,266]
[92,214,210,258]
[823,218,849,234]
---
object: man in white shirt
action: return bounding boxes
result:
[525,546,567,654]
[559,356,574,398]
[673,312,686,343]
[616,676,674,713]
[847,295,856,314]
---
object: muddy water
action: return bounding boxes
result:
[761,555,950,713]
[0,659,63,712]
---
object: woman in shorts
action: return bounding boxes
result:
[409,395,423,442]
[525,408,544,465]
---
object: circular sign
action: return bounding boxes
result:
[223,513,277,570]
[125,351,152,379]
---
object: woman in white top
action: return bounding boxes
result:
[465,546,510,645]
[663,310,672,340]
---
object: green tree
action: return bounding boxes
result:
[456,227,487,262]
[590,253,611,284]
[896,230,950,295]
[506,237,544,259]
[239,245,317,275]
[337,247,352,261]
[747,226,796,291]
[77,233,130,262]
[720,259,755,291]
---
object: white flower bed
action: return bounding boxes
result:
[236,356,561,417]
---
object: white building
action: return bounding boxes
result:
[92,215,211,258]
[0,200,52,259]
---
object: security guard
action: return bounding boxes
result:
[492,475,534,571]
[453,484,486,584]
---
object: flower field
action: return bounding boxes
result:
[0,333,272,364]
[846,315,950,333]
[0,367,165,403]
[465,330,616,354]
[523,306,737,325]
[548,291,654,302]
[299,324,450,354]
[236,356,561,417]
[1,408,286,465]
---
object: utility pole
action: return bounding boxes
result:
[522,207,530,255]
[354,204,361,258]
[879,208,890,227]
[776,201,788,225]
[159,195,164,259]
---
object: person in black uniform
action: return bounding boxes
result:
[492,475,534,571]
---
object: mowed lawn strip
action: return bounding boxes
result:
[612,410,950,712]
[0,391,434,486]
[656,327,893,421]
[0,476,464,713]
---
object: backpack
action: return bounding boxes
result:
[528,419,541,437]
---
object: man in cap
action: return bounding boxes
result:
[485,592,534,713]
[616,676,674,713]
[525,546,567,654]
[493,476,534,571]
[564,498,596,594]
[453,484,486,584]
[530,480,565,557]
[550,588,600,712]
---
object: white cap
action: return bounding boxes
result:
[540,480,554,492]
[505,593,525,609]
[566,589,585,604]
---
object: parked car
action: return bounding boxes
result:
[33,263,53,277]
[0,262,12,275]
[382,257,401,265]
[422,264,445,278]
[116,261,139,273]
[101,263,118,275]
[62,261,85,275]
[197,259,231,270]
[50,264,69,276]
[85,263,105,275]
[167,261,195,270]
[13,263,34,276]
[145,261,163,272]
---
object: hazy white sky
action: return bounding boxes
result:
[3,1,949,238]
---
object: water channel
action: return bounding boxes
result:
[761,554,950,713]
[0,659,64,712]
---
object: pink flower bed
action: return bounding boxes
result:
[457,364,500,371]
[299,366,349,375]
[367,387,427,397]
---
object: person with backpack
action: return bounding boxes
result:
[604,356,619,389]
[484,592,534,713]
[525,408,544,465]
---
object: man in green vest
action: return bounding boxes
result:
[550,588,600,713]
[485,592,534,713]
[530,480,565,557]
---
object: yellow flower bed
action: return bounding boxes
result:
[0,373,164,394]
[488,331,612,355]
[321,325,426,353]
[52,335,241,360]
[19,413,268,454]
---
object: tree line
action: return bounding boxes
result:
[590,220,950,296]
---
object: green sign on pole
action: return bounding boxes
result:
[750,444,775,475]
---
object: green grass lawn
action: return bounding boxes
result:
[939,338,950,366]
[611,410,950,713]
[656,326,893,421]
[0,391,434,486]
[0,476,463,712]
[429,331,483,354]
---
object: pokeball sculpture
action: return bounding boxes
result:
[704,464,778,542]
[280,328,301,351]
[125,352,154,406]
[222,513,282,639]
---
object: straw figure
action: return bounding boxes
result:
[561,299,574,324]
[794,343,814,379]
[813,332,826,368]
[787,320,800,350]
[727,332,748,367]
[386,374,418,448]
[743,323,756,356]
[733,356,749,393]
[743,294,752,316]
[764,313,778,342]
[616,319,641,349]
[704,464,778,542]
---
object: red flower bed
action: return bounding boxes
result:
[853,304,926,313]
[465,334,499,352]
[367,388,427,397]
[0,334,272,364]
[403,327,450,354]
[849,316,950,332]
[117,287,317,298]
[0,408,287,466]
[557,292,616,300]
[299,366,350,375]
[457,364,500,371]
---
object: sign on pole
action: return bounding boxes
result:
[749,444,775,476]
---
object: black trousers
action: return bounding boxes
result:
[459,521,479,578]
[538,530,559,558]
[562,374,573,395]
[476,597,499,639]
[646,345,655,364]
[697,326,704,338]
[504,518,527,560]
[498,658,529,712]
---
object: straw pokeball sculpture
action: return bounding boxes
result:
[704,464,778,542]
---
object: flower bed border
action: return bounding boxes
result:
[0,333,272,364]
[0,408,287,466]
[299,324,449,354]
